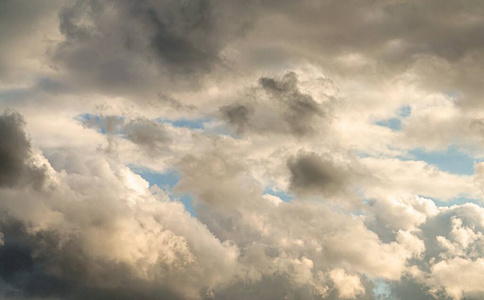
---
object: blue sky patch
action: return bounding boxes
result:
[157,117,210,130]
[372,278,391,298]
[398,105,411,118]
[375,105,411,131]
[75,113,125,135]
[76,113,103,131]
[263,187,294,202]
[376,118,402,130]
[129,166,196,216]
[422,195,481,207]
[409,146,476,175]
[129,166,181,188]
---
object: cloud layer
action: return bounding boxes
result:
[2,0,484,299]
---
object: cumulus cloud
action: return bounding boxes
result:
[0,132,239,299]
[2,0,484,299]
[329,268,365,299]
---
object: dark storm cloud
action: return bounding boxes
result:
[220,72,329,137]
[0,216,183,300]
[52,0,256,95]
[0,111,45,188]
[287,152,352,197]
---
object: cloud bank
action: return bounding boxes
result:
[2,0,484,299]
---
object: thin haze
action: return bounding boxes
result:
[1,0,484,299]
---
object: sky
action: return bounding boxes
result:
[1,0,484,299]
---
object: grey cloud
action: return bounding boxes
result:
[0,157,239,299]
[260,72,326,137]
[4,1,484,299]
[158,93,197,112]
[287,152,354,198]
[176,149,413,296]
[0,111,46,188]
[209,275,321,300]
[52,0,256,96]
[0,113,240,300]
[0,217,183,300]
[209,274,376,300]
[255,0,484,66]
[220,72,330,137]
[146,1,217,72]
[4,0,484,109]
[0,0,63,83]
[124,118,172,154]
[385,276,437,300]
[80,115,171,155]
[219,104,252,135]
[221,0,484,110]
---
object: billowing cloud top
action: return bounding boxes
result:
[1,0,484,299]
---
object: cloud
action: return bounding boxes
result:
[428,257,484,299]
[220,72,331,138]
[365,195,438,242]
[175,148,417,288]
[0,112,239,299]
[48,0,257,97]
[329,268,365,299]
[0,111,46,188]
[286,151,361,202]
[2,1,484,299]
[79,115,172,155]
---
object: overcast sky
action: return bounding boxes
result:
[1,1,484,299]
